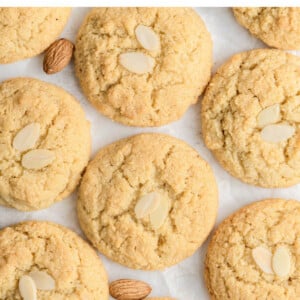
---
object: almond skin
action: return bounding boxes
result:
[43,38,74,74]
[109,279,152,300]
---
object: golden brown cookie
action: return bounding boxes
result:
[0,8,71,63]
[205,198,300,300]
[0,78,91,211]
[201,49,300,188]
[233,8,300,50]
[77,133,218,270]
[0,221,108,299]
[75,8,212,126]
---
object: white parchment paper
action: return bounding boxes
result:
[0,8,299,300]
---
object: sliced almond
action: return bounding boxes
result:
[29,271,55,290]
[13,123,40,152]
[135,25,160,51]
[272,246,291,277]
[252,246,273,274]
[22,149,55,170]
[19,275,37,300]
[257,104,281,128]
[260,123,295,143]
[119,52,155,74]
[135,192,161,219]
[149,197,170,230]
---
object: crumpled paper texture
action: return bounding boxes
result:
[0,8,299,300]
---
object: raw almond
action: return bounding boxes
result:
[257,104,281,128]
[272,246,291,277]
[109,279,152,300]
[19,275,37,300]
[149,197,170,230]
[252,246,273,274]
[135,192,160,219]
[260,123,295,143]
[13,123,40,151]
[29,271,55,290]
[135,25,160,51]
[43,38,74,74]
[119,52,155,74]
[22,149,55,170]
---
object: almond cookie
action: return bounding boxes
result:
[0,221,108,299]
[201,49,300,188]
[77,133,218,270]
[0,78,91,211]
[0,8,71,63]
[233,8,300,50]
[75,8,212,127]
[205,198,300,300]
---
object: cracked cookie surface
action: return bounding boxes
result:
[0,221,108,299]
[233,8,300,50]
[77,133,218,270]
[0,78,91,211]
[205,198,300,300]
[201,49,300,188]
[75,8,212,127]
[0,8,71,63]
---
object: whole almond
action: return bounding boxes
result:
[109,279,152,300]
[43,38,74,74]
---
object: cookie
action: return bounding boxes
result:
[0,78,91,211]
[0,221,108,299]
[0,8,71,63]
[75,8,212,127]
[77,133,218,270]
[201,49,300,188]
[205,198,300,300]
[233,8,300,50]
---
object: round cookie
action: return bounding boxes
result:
[0,8,71,63]
[201,49,300,188]
[0,78,91,211]
[75,8,212,127]
[205,198,300,300]
[77,133,218,270]
[233,8,300,50]
[0,221,108,299]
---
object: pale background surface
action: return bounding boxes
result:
[0,8,299,300]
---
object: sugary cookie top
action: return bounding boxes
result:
[75,8,212,126]
[205,199,300,300]
[233,8,300,50]
[0,8,71,63]
[0,78,90,211]
[78,133,218,270]
[0,221,108,299]
[202,49,300,187]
